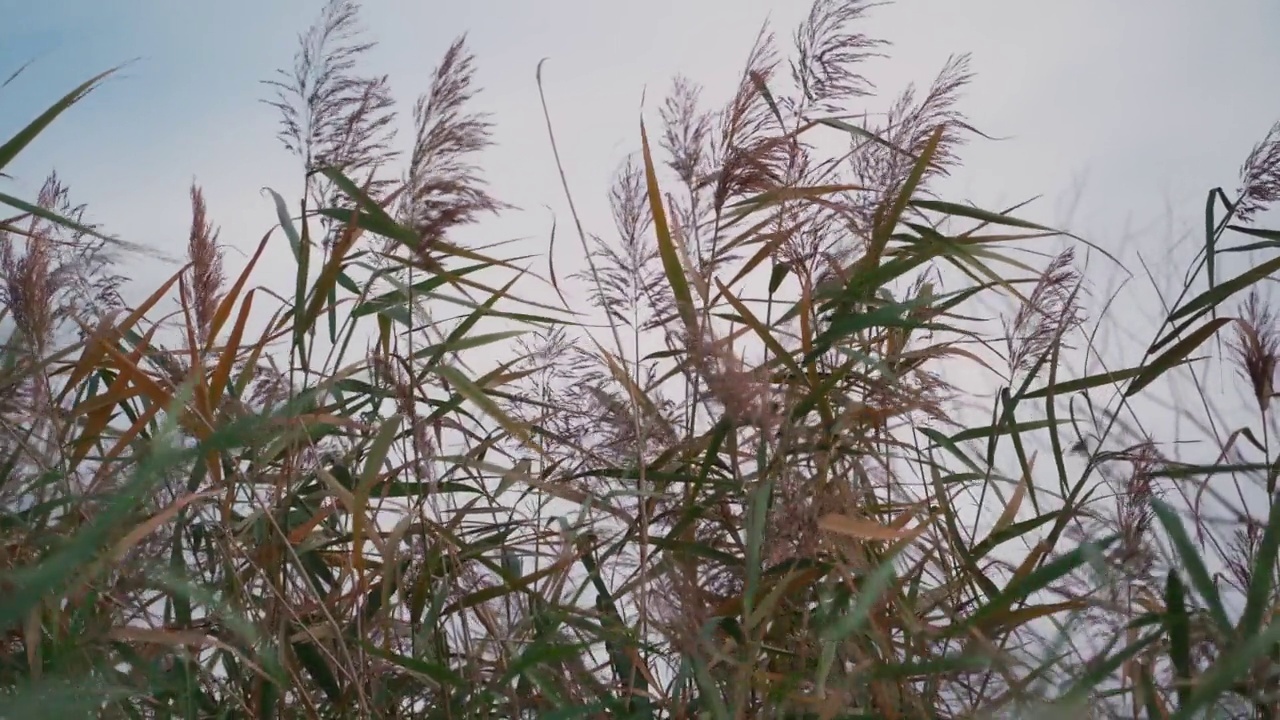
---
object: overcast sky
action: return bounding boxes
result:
[5,0,1278,290]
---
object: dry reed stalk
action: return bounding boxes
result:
[184,184,225,345]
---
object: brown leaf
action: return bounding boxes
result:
[819,513,917,541]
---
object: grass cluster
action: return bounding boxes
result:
[3,1,1280,718]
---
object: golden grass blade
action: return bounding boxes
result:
[818,513,927,542]
[207,289,255,405]
[62,268,185,397]
[206,230,271,349]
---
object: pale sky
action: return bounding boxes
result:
[5,0,1278,303]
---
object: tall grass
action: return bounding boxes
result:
[2,1,1280,718]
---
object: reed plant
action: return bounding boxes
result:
[2,1,1279,718]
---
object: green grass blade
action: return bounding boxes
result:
[0,67,119,172]
[1165,569,1193,709]
[639,119,695,333]
[1151,499,1232,634]
[1174,620,1280,719]
[1170,252,1280,322]
[1124,317,1230,397]
[1237,490,1280,638]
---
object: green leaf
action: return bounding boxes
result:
[1237,487,1280,638]
[1226,224,1280,241]
[949,419,1060,443]
[0,674,134,720]
[950,537,1116,639]
[318,167,419,248]
[420,273,522,369]
[768,261,790,295]
[0,67,119,172]
[0,189,153,256]
[1165,570,1192,709]
[363,644,465,687]
[1022,365,1149,401]
[814,116,917,160]
[352,263,487,317]
[292,640,342,701]
[1171,251,1280,322]
[819,546,904,642]
[911,199,1055,232]
[0,384,195,631]
[1124,317,1230,397]
[1057,631,1162,710]
[862,126,944,275]
[1175,619,1280,719]
[357,414,403,493]
[1151,499,1232,634]
[970,512,1061,561]
[263,187,301,251]
[639,120,695,333]
[431,364,534,448]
